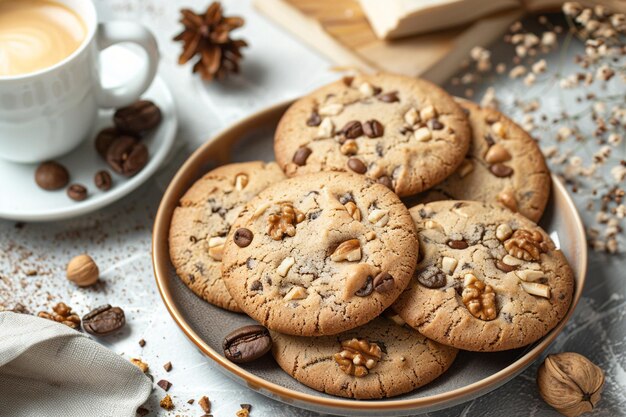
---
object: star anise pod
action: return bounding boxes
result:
[173,2,247,82]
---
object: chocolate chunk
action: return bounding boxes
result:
[377,91,399,103]
[82,304,126,336]
[113,100,162,135]
[94,127,120,158]
[373,272,394,293]
[106,136,149,177]
[240,404,252,411]
[137,407,149,416]
[363,119,384,138]
[157,379,172,391]
[250,280,262,291]
[234,228,253,247]
[416,266,446,289]
[292,146,312,166]
[340,120,363,139]
[347,157,367,174]
[67,184,87,201]
[496,260,517,272]
[429,119,444,130]
[163,361,172,372]
[199,396,211,413]
[377,175,393,190]
[447,239,469,249]
[306,111,321,126]
[223,325,272,363]
[490,163,514,177]
[342,76,354,86]
[35,161,69,190]
[94,170,112,191]
[139,339,146,347]
[484,134,495,147]
[354,275,374,297]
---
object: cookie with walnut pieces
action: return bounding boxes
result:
[273,73,471,197]
[221,172,419,336]
[271,316,458,399]
[393,200,574,352]
[169,161,285,312]
[415,100,551,222]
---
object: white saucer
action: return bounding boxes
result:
[0,50,177,222]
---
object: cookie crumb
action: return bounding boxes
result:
[163,361,172,372]
[198,396,211,413]
[157,379,172,391]
[187,399,195,404]
[236,407,249,417]
[130,358,149,373]
[159,394,174,410]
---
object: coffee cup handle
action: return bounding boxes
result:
[95,22,159,109]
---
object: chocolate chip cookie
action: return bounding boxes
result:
[271,316,458,399]
[393,200,574,352]
[169,161,286,312]
[416,100,550,222]
[274,73,471,197]
[221,172,419,335]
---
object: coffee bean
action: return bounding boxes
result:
[82,304,126,336]
[223,325,272,363]
[293,146,312,166]
[496,260,517,272]
[340,120,363,139]
[35,161,69,190]
[490,163,514,177]
[94,127,120,158]
[347,157,367,174]
[429,119,444,130]
[416,266,446,289]
[306,111,321,127]
[447,239,469,249]
[113,100,162,135]
[363,119,384,138]
[373,272,394,293]
[377,91,399,103]
[234,228,253,247]
[94,170,112,191]
[67,184,87,201]
[354,275,374,297]
[106,136,149,177]
[377,175,393,190]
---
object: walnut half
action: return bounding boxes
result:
[462,273,497,321]
[267,203,305,240]
[504,228,549,261]
[333,338,383,377]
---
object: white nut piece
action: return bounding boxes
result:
[387,313,405,326]
[463,272,478,285]
[520,281,550,298]
[234,173,249,191]
[284,286,307,301]
[208,236,226,261]
[404,108,420,126]
[359,82,375,96]
[425,220,444,232]
[367,209,389,226]
[413,127,432,142]
[496,223,513,241]
[316,117,335,139]
[515,269,544,282]
[457,159,474,178]
[330,239,362,262]
[277,257,296,277]
[420,105,437,121]
[502,254,524,266]
[485,143,512,164]
[318,103,343,116]
[365,231,376,241]
[491,121,506,137]
[441,257,458,275]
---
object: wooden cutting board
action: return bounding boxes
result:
[253,0,523,84]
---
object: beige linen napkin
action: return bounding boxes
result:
[0,312,151,417]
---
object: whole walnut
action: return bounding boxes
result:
[537,352,605,417]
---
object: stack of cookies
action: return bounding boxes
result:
[169,73,574,400]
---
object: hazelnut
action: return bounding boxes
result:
[537,352,604,417]
[66,254,99,287]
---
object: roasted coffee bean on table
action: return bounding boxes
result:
[67,184,88,201]
[82,304,126,336]
[94,170,113,191]
[106,136,149,177]
[94,127,121,158]
[223,325,272,363]
[113,100,162,135]
[35,161,69,190]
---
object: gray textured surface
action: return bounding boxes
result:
[0,1,624,416]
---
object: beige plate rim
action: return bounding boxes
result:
[152,99,588,412]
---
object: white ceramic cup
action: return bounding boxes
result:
[0,0,159,163]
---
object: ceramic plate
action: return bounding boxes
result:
[0,46,177,222]
[152,101,587,416]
